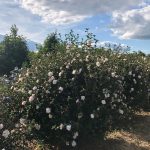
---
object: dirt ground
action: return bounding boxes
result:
[78,111,150,150]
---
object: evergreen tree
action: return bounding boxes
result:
[0,25,29,75]
[39,32,60,53]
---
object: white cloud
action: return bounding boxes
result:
[97,41,130,51]
[0,0,54,42]
[18,0,140,25]
[0,0,150,42]
[111,5,150,39]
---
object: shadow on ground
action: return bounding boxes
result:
[76,112,150,150]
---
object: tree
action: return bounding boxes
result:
[39,32,60,53]
[0,25,29,75]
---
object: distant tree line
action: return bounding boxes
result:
[0,25,60,75]
[0,25,149,76]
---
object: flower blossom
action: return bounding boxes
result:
[96,62,100,67]
[2,130,10,138]
[46,107,51,114]
[29,94,35,102]
[101,100,106,105]
[0,123,4,130]
[119,109,124,114]
[48,71,53,77]
[90,114,95,119]
[81,96,85,101]
[59,87,64,92]
[66,124,71,131]
[72,140,77,147]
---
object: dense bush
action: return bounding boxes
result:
[0,30,150,149]
[0,47,149,149]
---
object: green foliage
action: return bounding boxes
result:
[0,25,29,75]
[38,32,60,54]
[0,30,149,149]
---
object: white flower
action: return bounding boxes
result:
[72,140,77,147]
[119,109,124,114]
[66,124,71,131]
[53,80,57,85]
[33,86,37,91]
[36,79,39,83]
[73,132,79,139]
[86,55,89,62]
[133,74,135,77]
[128,71,132,75]
[133,79,137,84]
[101,100,106,105]
[117,99,121,102]
[72,70,77,75]
[66,65,70,69]
[111,72,116,78]
[22,101,26,106]
[2,130,10,138]
[26,72,30,77]
[48,71,53,77]
[35,124,41,130]
[2,148,5,150]
[59,87,63,92]
[18,77,23,82]
[29,94,35,102]
[97,107,100,111]
[66,141,69,146]
[10,129,15,133]
[90,114,95,119]
[130,88,134,92]
[0,123,4,130]
[105,93,110,98]
[59,72,62,77]
[49,76,55,82]
[138,75,141,79]
[78,68,82,74]
[81,96,85,101]
[36,105,40,109]
[20,118,26,125]
[59,71,64,77]
[28,90,32,95]
[48,114,53,119]
[46,90,50,94]
[114,93,118,98]
[46,108,51,114]
[96,62,100,67]
[15,124,19,128]
[59,123,64,130]
[104,58,108,62]
[76,99,79,103]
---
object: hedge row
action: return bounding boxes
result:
[0,48,150,149]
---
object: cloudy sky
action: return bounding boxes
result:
[0,0,150,53]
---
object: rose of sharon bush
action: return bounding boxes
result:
[1,48,149,149]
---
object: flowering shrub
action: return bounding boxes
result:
[0,47,149,149]
[0,29,149,149]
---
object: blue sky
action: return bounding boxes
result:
[0,0,150,53]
